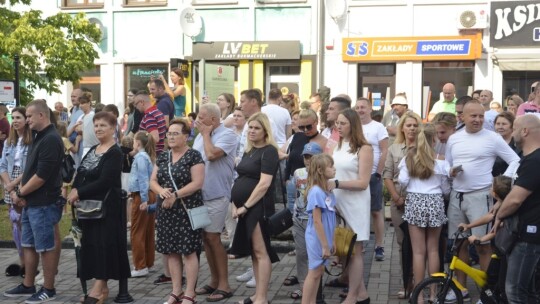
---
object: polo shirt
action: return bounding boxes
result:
[140,106,167,154]
[430,97,457,115]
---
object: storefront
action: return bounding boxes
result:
[341,34,482,118]
[490,1,540,104]
[191,40,315,106]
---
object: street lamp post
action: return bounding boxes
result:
[14,54,20,107]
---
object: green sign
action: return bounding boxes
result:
[204,64,234,103]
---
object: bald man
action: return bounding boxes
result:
[495,115,540,304]
[428,83,457,121]
[479,90,498,131]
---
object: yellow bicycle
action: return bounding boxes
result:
[409,228,505,304]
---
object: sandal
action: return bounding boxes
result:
[181,295,196,304]
[195,284,216,295]
[290,289,302,300]
[339,287,349,298]
[239,297,253,304]
[206,289,233,302]
[163,292,184,304]
[288,249,296,256]
[325,278,348,288]
[283,275,299,286]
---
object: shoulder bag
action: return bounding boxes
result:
[167,151,211,230]
[264,152,293,237]
[326,213,356,276]
[76,189,111,220]
[494,214,519,255]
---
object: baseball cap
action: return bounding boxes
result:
[391,95,408,106]
[302,142,323,156]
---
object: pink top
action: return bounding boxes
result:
[517,101,540,116]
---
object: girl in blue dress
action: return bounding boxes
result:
[302,154,337,304]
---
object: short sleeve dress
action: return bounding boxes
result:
[229,144,280,263]
[305,185,336,269]
[155,149,204,255]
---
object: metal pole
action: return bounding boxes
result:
[14,54,20,107]
[115,190,133,303]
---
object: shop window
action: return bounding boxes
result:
[125,64,168,106]
[358,63,396,113]
[62,0,104,8]
[422,61,474,117]
[502,71,540,105]
[78,66,101,104]
[124,0,167,6]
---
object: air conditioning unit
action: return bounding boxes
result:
[457,9,488,29]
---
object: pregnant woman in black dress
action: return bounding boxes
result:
[230,112,279,304]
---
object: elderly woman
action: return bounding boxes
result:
[492,111,521,177]
[230,112,280,304]
[331,108,373,304]
[0,107,32,274]
[383,111,422,299]
[68,111,130,304]
[150,119,204,304]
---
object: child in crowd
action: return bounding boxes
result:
[57,121,81,213]
[284,142,323,300]
[121,136,134,228]
[398,123,450,292]
[302,154,337,304]
[128,131,157,277]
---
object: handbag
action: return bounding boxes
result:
[76,189,111,220]
[494,215,519,255]
[61,153,76,183]
[167,151,211,230]
[326,214,356,276]
[265,161,294,237]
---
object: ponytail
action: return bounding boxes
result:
[134,131,157,164]
[406,124,435,179]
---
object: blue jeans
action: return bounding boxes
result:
[286,176,296,213]
[506,241,540,304]
[21,204,62,253]
[369,173,383,211]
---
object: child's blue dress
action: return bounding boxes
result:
[305,185,336,269]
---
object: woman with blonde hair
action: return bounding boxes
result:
[506,94,524,117]
[383,111,422,298]
[281,93,300,115]
[230,112,280,304]
[398,123,450,291]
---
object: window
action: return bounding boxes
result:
[124,0,167,6]
[125,64,168,106]
[62,0,104,8]
[422,61,474,118]
[78,66,101,104]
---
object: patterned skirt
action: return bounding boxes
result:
[4,166,22,205]
[402,192,447,228]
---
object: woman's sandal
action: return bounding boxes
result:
[163,292,184,304]
[290,289,302,300]
[283,275,299,286]
[181,295,196,304]
[195,285,216,295]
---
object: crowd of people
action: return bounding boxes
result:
[1,75,540,304]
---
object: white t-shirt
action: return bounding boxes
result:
[398,158,451,195]
[262,104,291,147]
[445,128,521,192]
[362,120,388,174]
[483,109,499,132]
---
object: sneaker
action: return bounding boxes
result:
[374,246,385,261]
[445,289,469,303]
[4,284,36,297]
[131,268,149,278]
[236,268,253,282]
[25,286,56,303]
[246,276,256,288]
[153,274,172,285]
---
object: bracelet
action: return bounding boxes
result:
[174,191,178,198]
[243,203,250,210]
[334,179,340,189]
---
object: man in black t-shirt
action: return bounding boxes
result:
[495,114,540,304]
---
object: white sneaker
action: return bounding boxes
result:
[246,276,256,288]
[131,268,149,277]
[35,272,44,285]
[236,268,253,282]
[445,289,469,303]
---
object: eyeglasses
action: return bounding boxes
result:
[298,124,314,131]
[166,132,183,137]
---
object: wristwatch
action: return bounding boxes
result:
[334,180,340,189]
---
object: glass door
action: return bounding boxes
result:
[358,64,396,121]
[266,64,301,100]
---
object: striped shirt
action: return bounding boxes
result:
[140,105,167,154]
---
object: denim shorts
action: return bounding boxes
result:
[370,173,384,211]
[21,204,62,252]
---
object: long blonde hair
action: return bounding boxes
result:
[305,154,334,198]
[244,112,278,153]
[405,124,436,179]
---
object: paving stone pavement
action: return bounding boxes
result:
[0,221,481,304]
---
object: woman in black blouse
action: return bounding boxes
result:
[68,112,130,304]
[230,112,279,304]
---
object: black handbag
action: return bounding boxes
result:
[265,160,293,237]
[494,215,519,255]
[61,153,76,183]
[76,189,111,220]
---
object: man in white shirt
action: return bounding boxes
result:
[479,90,498,131]
[322,96,351,154]
[262,88,291,147]
[445,101,520,297]
[355,97,389,262]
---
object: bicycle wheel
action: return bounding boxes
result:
[410,277,464,304]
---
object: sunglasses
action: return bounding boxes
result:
[298,124,314,131]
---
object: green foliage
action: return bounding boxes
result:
[0,0,101,105]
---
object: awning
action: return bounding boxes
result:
[491,48,540,71]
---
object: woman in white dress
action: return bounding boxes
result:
[332,108,373,304]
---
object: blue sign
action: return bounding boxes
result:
[534,28,540,42]
[416,40,471,55]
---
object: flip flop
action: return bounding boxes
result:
[283,275,299,286]
[325,278,348,288]
[195,284,216,295]
[206,289,233,302]
[290,289,302,300]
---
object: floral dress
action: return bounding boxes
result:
[155,149,204,255]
